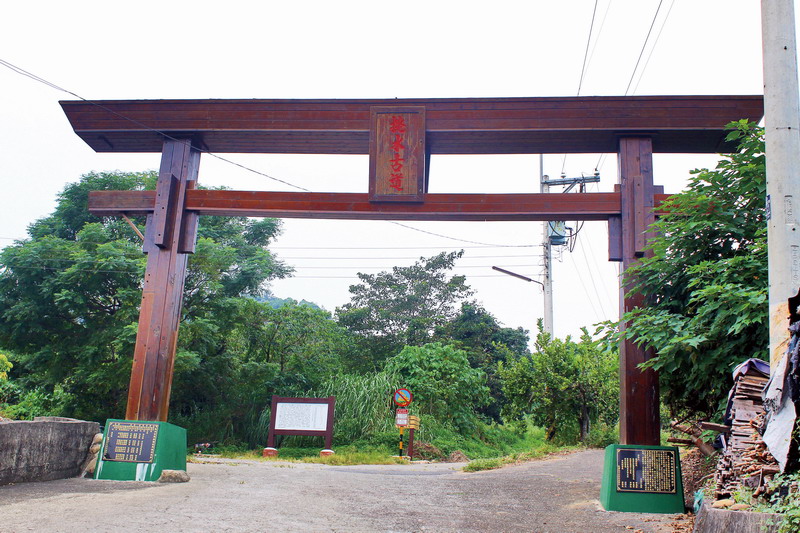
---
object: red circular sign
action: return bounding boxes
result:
[393,388,413,407]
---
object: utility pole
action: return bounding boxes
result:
[762,0,800,367]
[540,154,554,337]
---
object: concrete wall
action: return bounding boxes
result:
[0,417,99,485]
[694,502,783,533]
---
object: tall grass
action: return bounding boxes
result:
[312,372,399,444]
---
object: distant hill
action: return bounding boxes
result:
[255,294,323,311]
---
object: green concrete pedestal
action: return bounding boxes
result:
[94,420,186,482]
[600,444,685,514]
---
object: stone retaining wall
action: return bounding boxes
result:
[0,417,99,485]
[694,501,783,533]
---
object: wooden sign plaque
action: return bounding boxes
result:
[368,106,426,202]
[267,396,336,450]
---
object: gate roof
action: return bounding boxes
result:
[61,95,763,155]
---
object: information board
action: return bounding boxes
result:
[616,448,677,494]
[267,396,336,451]
[600,444,685,514]
[274,402,329,431]
[102,421,159,463]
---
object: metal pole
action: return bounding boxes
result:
[540,154,554,337]
[762,0,800,367]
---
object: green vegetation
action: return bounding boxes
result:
[499,322,618,442]
[0,169,621,464]
[598,121,767,417]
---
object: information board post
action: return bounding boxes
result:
[264,396,336,457]
[94,419,187,482]
[600,444,685,513]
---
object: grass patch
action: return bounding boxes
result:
[198,445,406,466]
[462,444,577,472]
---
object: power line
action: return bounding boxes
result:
[630,0,677,95]
[623,0,665,95]
[0,57,541,250]
[577,0,600,96]
[596,0,671,173]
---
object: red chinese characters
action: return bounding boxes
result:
[387,115,407,191]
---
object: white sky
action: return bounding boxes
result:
[0,1,773,342]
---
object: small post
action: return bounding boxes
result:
[398,426,404,457]
[408,428,415,460]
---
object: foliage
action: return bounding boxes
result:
[597,121,767,416]
[0,352,11,380]
[336,251,473,369]
[384,342,489,433]
[0,171,290,423]
[499,322,618,443]
[445,302,529,421]
[755,472,800,533]
[310,372,399,445]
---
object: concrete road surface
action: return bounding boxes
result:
[0,449,687,532]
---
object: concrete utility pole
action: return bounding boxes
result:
[762,0,800,367]
[540,155,555,337]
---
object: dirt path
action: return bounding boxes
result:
[0,449,688,532]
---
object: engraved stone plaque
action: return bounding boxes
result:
[102,421,159,463]
[616,448,677,494]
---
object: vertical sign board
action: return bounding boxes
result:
[267,396,336,450]
[600,444,685,513]
[94,419,187,482]
[369,106,426,202]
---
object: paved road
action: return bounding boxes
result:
[0,449,685,532]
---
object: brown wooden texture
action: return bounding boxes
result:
[90,190,623,221]
[60,96,763,155]
[126,139,200,421]
[369,106,426,202]
[618,137,660,446]
[266,396,336,450]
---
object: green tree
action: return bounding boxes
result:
[384,342,489,432]
[446,302,529,421]
[499,323,618,442]
[0,171,290,421]
[336,251,473,369]
[598,121,767,416]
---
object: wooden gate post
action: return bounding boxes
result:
[125,139,200,421]
[617,136,661,445]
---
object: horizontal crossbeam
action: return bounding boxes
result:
[61,95,763,155]
[89,190,671,222]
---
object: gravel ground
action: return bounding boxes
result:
[0,449,689,532]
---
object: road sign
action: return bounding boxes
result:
[407,415,420,430]
[395,408,409,427]
[393,388,413,407]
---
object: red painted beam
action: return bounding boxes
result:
[61,95,763,155]
[88,190,625,222]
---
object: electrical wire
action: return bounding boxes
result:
[577,0,600,97]
[596,0,671,173]
[0,57,538,249]
[623,0,665,96]
[630,0,677,95]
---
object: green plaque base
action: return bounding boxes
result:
[94,419,186,482]
[600,444,685,514]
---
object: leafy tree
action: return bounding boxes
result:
[384,342,489,432]
[446,302,529,421]
[598,121,767,416]
[0,171,290,421]
[336,251,473,369]
[499,322,618,442]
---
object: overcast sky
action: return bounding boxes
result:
[0,1,773,342]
